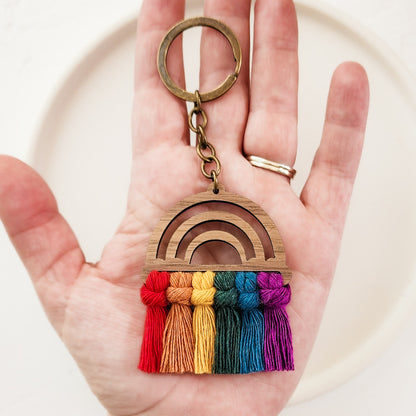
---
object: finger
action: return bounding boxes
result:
[199,0,251,152]
[133,0,188,152]
[244,0,298,166]
[0,156,85,334]
[300,62,369,233]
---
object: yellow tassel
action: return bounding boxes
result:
[191,271,216,374]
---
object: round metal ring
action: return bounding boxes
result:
[246,155,297,180]
[157,17,242,102]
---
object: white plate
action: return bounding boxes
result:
[31,0,416,405]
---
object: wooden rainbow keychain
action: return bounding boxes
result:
[138,17,294,375]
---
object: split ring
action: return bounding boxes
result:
[157,17,242,103]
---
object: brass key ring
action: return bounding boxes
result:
[157,17,242,103]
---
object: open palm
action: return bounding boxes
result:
[0,0,369,415]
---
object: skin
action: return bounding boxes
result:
[0,0,369,415]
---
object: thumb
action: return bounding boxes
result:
[0,155,85,335]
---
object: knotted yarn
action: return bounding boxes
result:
[138,270,171,373]
[257,271,294,371]
[160,272,194,373]
[235,271,264,373]
[191,271,216,374]
[213,271,241,374]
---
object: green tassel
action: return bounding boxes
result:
[213,271,241,374]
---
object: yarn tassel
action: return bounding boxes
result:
[257,272,294,371]
[138,271,171,373]
[191,271,216,374]
[213,271,241,374]
[235,271,264,373]
[160,272,194,373]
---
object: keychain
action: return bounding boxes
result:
[138,17,294,375]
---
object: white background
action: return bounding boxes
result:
[1,0,416,415]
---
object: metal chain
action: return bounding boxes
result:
[188,90,221,193]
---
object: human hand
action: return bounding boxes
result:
[0,0,369,415]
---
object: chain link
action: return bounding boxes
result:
[200,155,221,179]
[188,90,221,191]
[196,125,208,147]
[188,107,207,133]
[196,141,216,162]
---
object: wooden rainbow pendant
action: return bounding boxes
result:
[138,185,294,374]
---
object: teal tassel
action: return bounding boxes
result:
[236,272,264,373]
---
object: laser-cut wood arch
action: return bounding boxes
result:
[165,211,264,260]
[184,231,245,263]
[143,184,292,284]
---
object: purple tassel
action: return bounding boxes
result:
[257,272,294,371]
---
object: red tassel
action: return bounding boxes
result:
[138,271,170,373]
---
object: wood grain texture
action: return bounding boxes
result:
[143,185,292,284]
[165,211,264,260]
[184,231,246,263]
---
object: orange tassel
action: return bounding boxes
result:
[160,272,194,373]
